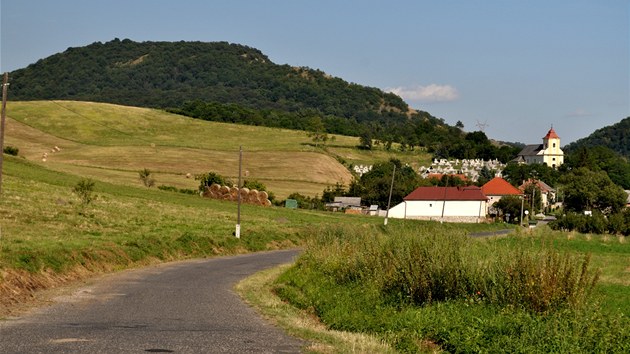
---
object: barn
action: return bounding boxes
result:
[387,186,488,223]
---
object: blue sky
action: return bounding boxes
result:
[1,0,628,145]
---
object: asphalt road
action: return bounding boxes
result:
[0,249,305,353]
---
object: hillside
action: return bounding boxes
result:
[4,101,432,198]
[7,39,518,160]
[9,39,407,115]
[564,117,630,158]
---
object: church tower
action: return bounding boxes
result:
[542,127,563,168]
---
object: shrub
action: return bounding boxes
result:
[158,185,198,195]
[284,192,323,210]
[158,185,178,192]
[139,168,155,187]
[3,145,19,156]
[195,172,231,192]
[73,178,96,205]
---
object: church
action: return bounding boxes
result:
[515,127,564,168]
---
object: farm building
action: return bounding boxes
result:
[387,186,488,223]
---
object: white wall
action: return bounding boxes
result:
[388,200,487,220]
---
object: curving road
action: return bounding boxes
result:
[0,249,304,353]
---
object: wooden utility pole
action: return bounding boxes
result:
[384,164,396,226]
[235,146,242,238]
[0,72,9,195]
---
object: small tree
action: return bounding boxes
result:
[73,178,96,205]
[139,168,155,187]
[306,116,328,147]
[495,195,526,224]
[358,132,373,150]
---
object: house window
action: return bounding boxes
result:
[553,157,556,161]
[553,143,556,148]
[429,203,433,207]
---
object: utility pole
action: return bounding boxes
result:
[235,146,243,238]
[0,73,9,195]
[520,195,524,227]
[383,164,396,226]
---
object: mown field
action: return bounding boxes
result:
[5,100,432,198]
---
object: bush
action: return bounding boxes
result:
[73,178,96,205]
[158,185,178,192]
[195,172,231,192]
[284,192,323,210]
[3,145,19,156]
[550,211,627,235]
[139,168,155,187]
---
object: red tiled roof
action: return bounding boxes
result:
[519,179,554,193]
[544,127,560,139]
[404,186,488,201]
[482,177,523,196]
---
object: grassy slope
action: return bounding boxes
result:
[0,155,388,314]
[5,100,432,198]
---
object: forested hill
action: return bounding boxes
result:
[9,39,408,115]
[8,39,519,161]
[564,117,630,158]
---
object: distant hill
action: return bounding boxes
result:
[564,117,630,158]
[8,39,519,161]
[9,39,408,115]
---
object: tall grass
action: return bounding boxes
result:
[275,224,627,352]
[299,224,599,313]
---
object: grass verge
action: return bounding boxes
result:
[274,224,630,352]
[235,264,399,354]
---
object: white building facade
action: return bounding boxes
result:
[388,186,488,223]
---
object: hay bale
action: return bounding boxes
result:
[220,185,230,195]
[210,183,221,192]
[258,191,268,200]
[262,199,272,207]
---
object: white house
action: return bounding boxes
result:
[481,177,523,216]
[387,186,488,223]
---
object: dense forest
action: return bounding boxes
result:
[8,39,520,161]
[564,117,630,158]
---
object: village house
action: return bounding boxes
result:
[519,179,556,210]
[515,127,564,168]
[387,186,488,223]
[481,177,523,216]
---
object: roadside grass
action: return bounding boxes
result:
[273,224,630,353]
[0,156,382,315]
[236,264,398,354]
